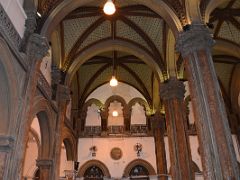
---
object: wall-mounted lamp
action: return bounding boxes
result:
[103,0,116,15]
[134,143,143,157]
[90,145,97,157]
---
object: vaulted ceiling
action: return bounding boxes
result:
[36,0,240,114]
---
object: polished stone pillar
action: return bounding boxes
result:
[160,78,193,180]
[36,159,53,180]
[7,33,49,180]
[53,84,71,180]
[176,23,240,179]
[0,136,14,179]
[151,113,167,179]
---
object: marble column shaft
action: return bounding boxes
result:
[151,113,168,180]
[53,84,71,180]
[176,23,240,179]
[7,33,49,180]
[36,159,53,180]
[160,78,193,180]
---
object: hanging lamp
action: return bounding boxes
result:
[109,51,118,87]
[103,0,116,15]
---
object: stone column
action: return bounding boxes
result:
[151,113,167,179]
[7,33,49,180]
[176,23,240,179]
[160,78,193,180]
[0,136,14,179]
[36,159,53,180]
[53,84,71,180]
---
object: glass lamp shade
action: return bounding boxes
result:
[110,76,118,87]
[112,110,118,117]
[103,0,116,15]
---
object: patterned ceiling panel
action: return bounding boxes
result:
[125,63,153,96]
[116,20,152,53]
[214,63,234,95]
[77,20,111,53]
[77,63,109,95]
[127,16,164,56]
[63,16,100,54]
[218,22,240,44]
[85,0,139,7]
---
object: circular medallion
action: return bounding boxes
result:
[110,147,122,160]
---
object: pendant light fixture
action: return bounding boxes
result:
[110,51,118,87]
[103,0,116,15]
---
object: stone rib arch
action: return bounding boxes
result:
[40,0,182,39]
[65,39,164,85]
[23,96,54,159]
[0,37,18,135]
[62,126,77,161]
[80,98,103,131]
[78,160,111,178]
[123,159,156,177]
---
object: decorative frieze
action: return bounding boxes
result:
[0,4,21,48]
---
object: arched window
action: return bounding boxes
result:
[129,165,149,180]
[84,166,104,180]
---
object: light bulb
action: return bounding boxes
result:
[103,0,116,15]
[112,110,118,117]
[110,76,118,87]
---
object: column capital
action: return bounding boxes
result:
[36,159,53,168]
[176,23,214,57]
[27,33,49,61]
[0,136,14,152]
[160,78,185,101]
[150,112,165,130]
[57,84,71,103]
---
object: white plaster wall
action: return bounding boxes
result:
[184,81,195,124]
[108,101,124,126]
[23,140,38,178]
[59,143,74,177]
[40,48,52,85]
[131,103,146,125]
[164,136,203,179]
[31,116,41,142]
[78,137,157,179]
[0,0,26,38]
[85,104,101,126]
[189,136,203,171]
[86,82,146,104]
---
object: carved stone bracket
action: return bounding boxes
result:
[0,136,14,152]
[27,33,49,61]
[160,77,185,101]
[176,23,214,57]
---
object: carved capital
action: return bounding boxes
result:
[57,84,71,103]
[150,112,165,131]
[36,159,53,168]
[0,136,14,152]
[176,23,214,57]
[27,33,49,61]
[160,78,185,101]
